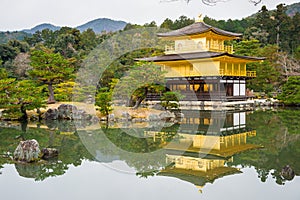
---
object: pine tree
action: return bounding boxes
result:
[29,46,75,103]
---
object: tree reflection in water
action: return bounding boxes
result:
[0,109,299,186]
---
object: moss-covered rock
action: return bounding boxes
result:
[13,139,41,162]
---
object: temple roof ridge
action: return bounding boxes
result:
[157,21,242,38]
[137,51,265,62]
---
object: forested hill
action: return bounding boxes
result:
[0,2,299,44]
[286,2,300,17]
[202,3,300,55]
[22,23,61,34]
[76,18,127,33]
[23,18,127,34]
[0,31,29,44]
[0,18,127,43]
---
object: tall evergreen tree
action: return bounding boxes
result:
[273,4,291,52]
[254,5,274,45]
[29,47,75,103]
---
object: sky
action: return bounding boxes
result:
[0,0,299,31]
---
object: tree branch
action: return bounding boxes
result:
[160,0,262,6]
[249,0,262,6]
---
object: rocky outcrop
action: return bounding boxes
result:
[119,112,132,121]
[13,140,59,163]
[57,104,77,120]
[159,111,176,122]
[42,148,59,159]
[44,108,58,120]
[281,165,295,181]
[148,113,160,121]
[13,140,41,162]
[44,104,93,120]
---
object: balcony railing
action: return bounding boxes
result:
[164,69,256,78]
[246,71,256,77]
[207,44,233,54]
[165,44,233,54]
[219,69,256,77]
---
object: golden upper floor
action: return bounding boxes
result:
[158,21,241,55]
[165,39,234,54]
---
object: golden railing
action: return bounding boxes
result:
[246,71,256,77]
[164,69,256,78]
[165,44,234,54]
[219,69,256,77]
[207,44,233,54]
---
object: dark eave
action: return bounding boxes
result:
[158,166,241,186]
[157,21,242,38]
[136,51,265,62]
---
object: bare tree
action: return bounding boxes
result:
[12,53,32,78]
[249,0,262,6]
[276,52,300,80]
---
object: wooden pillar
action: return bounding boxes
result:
[192,78,195,91]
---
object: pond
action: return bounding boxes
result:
[0,108,299,200]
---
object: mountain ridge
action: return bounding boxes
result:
[76,18,127,33]
[21,18,127,34]
[0,2,299,44]
[22,23,61,34]
[286,2,300,17]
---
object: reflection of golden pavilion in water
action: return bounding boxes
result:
[145,110,262,191]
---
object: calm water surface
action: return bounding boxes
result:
[0,109,299,200]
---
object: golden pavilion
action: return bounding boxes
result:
[140,16,264,101]
[144,110,263,191]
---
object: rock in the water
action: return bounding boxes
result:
[15,163,43,179]
[90,116,100,122]
[42,148,59,159]
[108,114,115,121]
[148,113,160,121]
[121,112,132,121]
[132,118,145,123]
[57,104,92,120]
[13,140,41,162]
[73,109,91,120]
[44,104,93,121]
[44,108,58,120]
[281,165,295,181]
[159,111,176,122]
[58,104,78,120]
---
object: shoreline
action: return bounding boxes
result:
[0,99,296,123]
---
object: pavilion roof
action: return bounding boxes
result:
[158,166,241,187]
[157,21,242,38]
[137,51,265,62]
